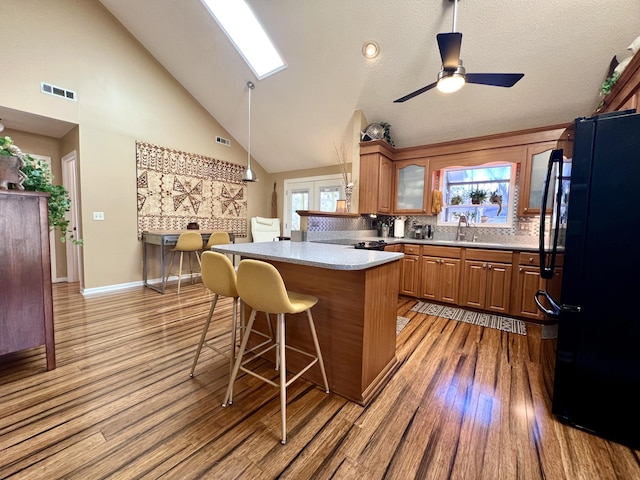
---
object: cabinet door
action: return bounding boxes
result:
[513,265,543,319]
[378,156,393,213]
[420,256,440,300]
[395,159,429,213]
[518,141,557,216]
[400,255,420,297]
[461,260,486,309]
[359,152,393,214]
[485,262,512,314]
[439,258,461,305]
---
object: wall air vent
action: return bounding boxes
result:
[41,82,77,101]
[216,136,231,147]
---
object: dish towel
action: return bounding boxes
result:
[431,190,443,214]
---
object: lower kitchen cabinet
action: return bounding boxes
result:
[399,244,420,297]
[460,249,513,314]
[420,246,461,305]
[512,252,563,320]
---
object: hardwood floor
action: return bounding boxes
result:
[1,282,639,479]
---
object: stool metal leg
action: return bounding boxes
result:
[228,297,239,375]
[190,294,218,377]
[222,309,258,407]
[177,251,185,294]
[306,310,330,393]
[278,312,287,444]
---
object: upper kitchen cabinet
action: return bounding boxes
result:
[599,50,640,114]
[395,158,429,214]
[518,141,557,216]
[359,140,394,214]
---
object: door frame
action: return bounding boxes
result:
[283,174,343,236]
[62,150,83,286]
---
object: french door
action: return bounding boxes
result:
[283,174,343,236]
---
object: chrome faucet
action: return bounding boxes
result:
[456,215,469,241]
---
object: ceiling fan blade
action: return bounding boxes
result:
[393,82,438,103]
[437,32,462,70]
[466,73,524,87]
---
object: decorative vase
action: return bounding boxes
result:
[345,184,353,212]
[0,155,26,190]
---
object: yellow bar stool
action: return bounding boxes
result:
[165,231,203,294]
[222,259,330,445]
[204,231,230,250]
[190,252,276,383]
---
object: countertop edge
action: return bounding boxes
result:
[210,242,404,270]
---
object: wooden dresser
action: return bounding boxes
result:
[0,190,56,370]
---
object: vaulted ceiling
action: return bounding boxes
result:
[96,1,640,173]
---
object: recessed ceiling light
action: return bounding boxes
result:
[362,41,379,59]
[201,0,286,80]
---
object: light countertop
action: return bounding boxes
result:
[210,241,403,271]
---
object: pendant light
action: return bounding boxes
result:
[242,81,258,182]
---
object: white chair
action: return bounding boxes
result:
[251,217,280,242]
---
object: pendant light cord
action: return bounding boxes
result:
[247,81,254,171]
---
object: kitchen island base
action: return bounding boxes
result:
[247,259,400,406]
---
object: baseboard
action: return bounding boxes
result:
[80,274,202,296]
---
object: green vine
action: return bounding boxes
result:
[601,71,620,95]
[1,136,82,244]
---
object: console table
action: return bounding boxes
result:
[142,230,235,293]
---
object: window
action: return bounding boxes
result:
[438,163,515,226]
[201,0,287,79]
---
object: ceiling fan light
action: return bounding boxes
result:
[437,72,465,93]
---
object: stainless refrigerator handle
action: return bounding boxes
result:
[534,290,561,317]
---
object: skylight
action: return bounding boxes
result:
[201,0,287,80]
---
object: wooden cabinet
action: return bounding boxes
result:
[518,141,558,216]
[420,246,461,305]
[512,252,563,321]
[460,249,513,314]
[359,141,394,214]
[600,49,640,114]
[0,190,55,370]
[399,244,420,297]
[395,158,429,214]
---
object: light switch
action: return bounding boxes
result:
[93,211,105,221]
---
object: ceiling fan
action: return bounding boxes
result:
[394,0,524,103]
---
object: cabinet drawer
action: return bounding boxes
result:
[422,245,462,259]
[518,252,564,267]
[403,244,421,255]
[465,248,512,263]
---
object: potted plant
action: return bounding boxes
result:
[450,194,463,205]
[1,136,81,244]
[469,188,488,204]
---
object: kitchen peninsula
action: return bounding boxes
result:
[211,241,403,405]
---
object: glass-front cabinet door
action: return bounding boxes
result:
[518,142,558,216]
[395,159,429,213]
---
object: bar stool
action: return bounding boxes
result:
[222,259,330,445]
[190,252,276,382]
[165,231,203,294]
[205,231,230,250]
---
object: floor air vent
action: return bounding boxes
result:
[41,82,77,101]
[216,136,231,147]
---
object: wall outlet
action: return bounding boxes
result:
[93,211,105,221]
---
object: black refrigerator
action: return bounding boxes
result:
[536,110,640,450]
